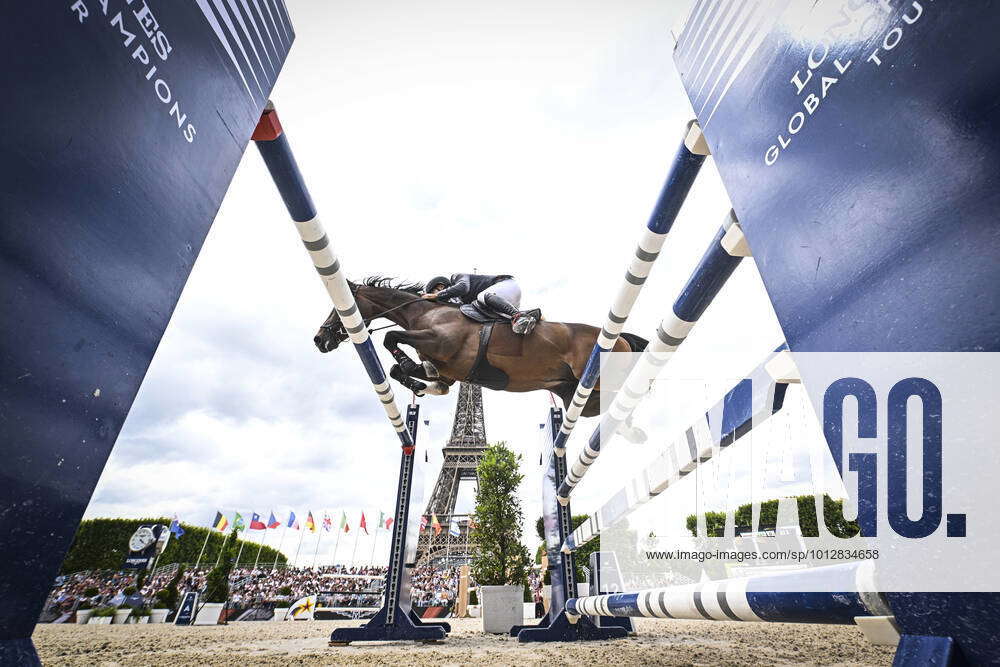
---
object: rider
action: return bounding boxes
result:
[423,273,538,334]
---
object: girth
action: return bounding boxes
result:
[464,322,510,391]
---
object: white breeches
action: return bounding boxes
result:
[477,279,522,309]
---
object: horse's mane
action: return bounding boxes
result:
[350,275,424,295]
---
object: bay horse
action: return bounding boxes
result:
[313,277,648,417]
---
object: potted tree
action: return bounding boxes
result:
[470,442,531,633]
[150,590,171,624]
[75,600,94,624]
[91,606,116,625]
[197,529,238,625]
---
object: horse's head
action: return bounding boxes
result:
[314,306,349,353]
[313,277,424,353]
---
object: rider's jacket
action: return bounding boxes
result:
[434,273,513,304]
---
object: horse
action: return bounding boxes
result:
[313,277,648,418]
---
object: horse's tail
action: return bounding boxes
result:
[619,332,648,353]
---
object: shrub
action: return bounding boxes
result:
[83,587,99,597]
[160,565,184,610]
[123,586,136,595]
[77,600,92,610]
[134,607,151,617]
[685,494,861,537]
[203,530,239,603]
[153,590,171,609]
[470,442,530,587]
[93,606,116,618]
[278,586,293,597]
[469,589,478,605]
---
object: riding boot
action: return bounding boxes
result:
[483,293,537,334]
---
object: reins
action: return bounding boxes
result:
[321,296,425,336]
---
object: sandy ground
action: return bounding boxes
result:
[33,617,896,666]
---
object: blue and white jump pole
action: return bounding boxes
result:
[558,209,749,503]
[252,102,413,451]
[561,347,793,554]
[566,562,890,626]
[552,121,710,455]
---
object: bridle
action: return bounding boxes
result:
[319,292,426,340]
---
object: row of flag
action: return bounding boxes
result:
[167,511,475,540]
[209,510,395,536]
[421,513,473,537]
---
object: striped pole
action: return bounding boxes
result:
[566,562,890,625]
[553,120,710,456]
[253,103,414,451]
[557,209,749,503]
[561,347,793,554]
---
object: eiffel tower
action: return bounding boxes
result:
[415,382,487,565]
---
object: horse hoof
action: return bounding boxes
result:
[422,361,440,378]
[423,382,450,396]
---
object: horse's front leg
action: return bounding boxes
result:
[384,330,422,376]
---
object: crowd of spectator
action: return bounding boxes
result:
[47,562,544,618]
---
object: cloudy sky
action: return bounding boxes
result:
[84,0,843,566]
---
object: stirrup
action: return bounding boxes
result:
[512,313,537,335]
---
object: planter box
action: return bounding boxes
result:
[523,602,537,619]
[150,609,170,624]
[134,616,150,624]
[194,602,225,625]
[90,616,113,625]
[113,609,132,624]
[271,607,289,621]
[480,585,522,634]
[75,609,93,625]
[468,605,481,618]
[542,585,551,613]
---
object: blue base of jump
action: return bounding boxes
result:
[513,610,629,643]
[329,605,448,645]
[894,635,960,667]
[0,638,41,667]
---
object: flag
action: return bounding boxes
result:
[420,515,428,532]
[449,518,461,537]
[306,512,316,533]
[213,511,229,532]
[287,511,299,530]
[322,513,332,532]
[233,512,246,531]
[431,513,442,536]
[377,511,385,530]
[468,517,477,531]
[360,512,369,535]
[169,516,185,539]
[340,511,350,534]
[249,513,267,530]
[267,511,281,529]
[385,515,393,530]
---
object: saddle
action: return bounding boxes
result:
[459,302,542,324]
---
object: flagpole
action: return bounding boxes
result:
[235,537,246,568]
[368,523,380,567]
[213,531,224,568]
[349,513,362,566]
[253,528,266,570]
[292,526,306,568]
[193,528,212,571]
[272,524,288,571]
[311,524,324,570]
[332,523,343,567]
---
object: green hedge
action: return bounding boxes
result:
[685,495,861,538]
[61,518,287,573]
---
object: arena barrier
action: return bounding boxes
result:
[557,208,749,504]
[566,562,890,625]
[254,106,450,644]
[561,347,793,554]
[552,121,709,455]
